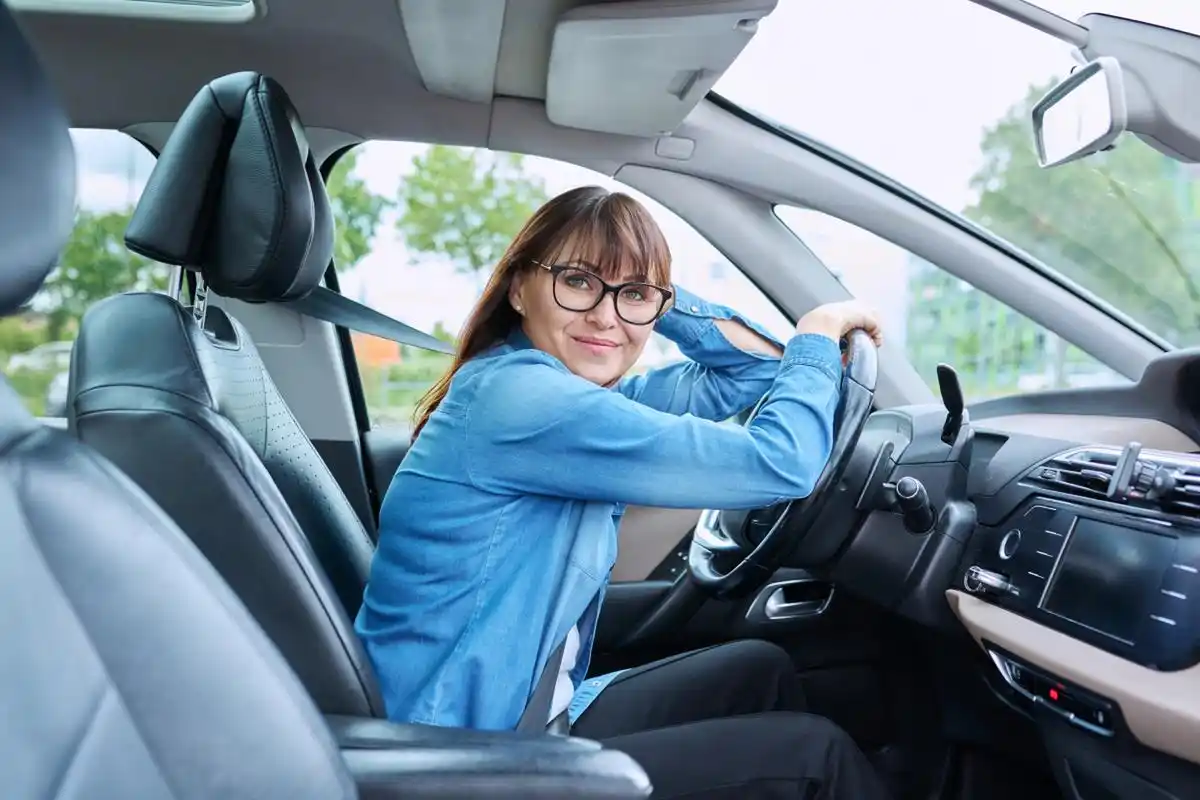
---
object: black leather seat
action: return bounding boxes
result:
[2,10,650,798]
[68,72,384,718]
[0,11,356,799]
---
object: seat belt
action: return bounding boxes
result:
[516,639,567,734]
[284,286,455,355]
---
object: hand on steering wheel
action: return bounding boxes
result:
[797,299,884,353]
[687,306,881,600]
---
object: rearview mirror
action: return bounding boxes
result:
[1032,56,1127,168]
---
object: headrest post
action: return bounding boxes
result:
[192,275,209,330]
[166,266,184,302]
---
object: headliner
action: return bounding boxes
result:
[16,0,606,146]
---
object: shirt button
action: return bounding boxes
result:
[690,305,700,312]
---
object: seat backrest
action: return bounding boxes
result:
[0,8,355,797]
[68,72,385,718]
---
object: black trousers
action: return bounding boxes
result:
[571,640,893,800]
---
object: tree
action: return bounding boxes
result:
[326,148,392,270]
[395,145,548,291]
[963,80,1200,345]
[38,209,169,340]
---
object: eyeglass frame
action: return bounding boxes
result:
[530,260,674,326]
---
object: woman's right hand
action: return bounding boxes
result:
[796,300,884,348]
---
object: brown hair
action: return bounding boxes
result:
[411,185,672,439]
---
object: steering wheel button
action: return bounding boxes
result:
[999,529,1021,560]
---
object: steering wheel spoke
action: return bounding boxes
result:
[692,509,742,552]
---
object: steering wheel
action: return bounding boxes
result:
[687,329,879,599]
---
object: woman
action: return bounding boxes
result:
[355,185,890,799]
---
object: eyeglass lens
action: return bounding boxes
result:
[553,267,666,324]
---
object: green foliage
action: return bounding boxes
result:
[395,146,548,288]
[326,148,392,269]
[39,209,169,340]
[0,316,49,361]
[360,346,455,428]
[963,80,1200,345]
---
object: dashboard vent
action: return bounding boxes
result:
[1026,447,1200,521]
[1026,449,1118,500]
[1159,466,1200,519]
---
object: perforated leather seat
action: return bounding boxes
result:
[0,10,356,797]
[68,72,384,718]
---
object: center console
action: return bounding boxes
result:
[962,443,1200,676]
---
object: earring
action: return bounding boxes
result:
[515,304,523,314]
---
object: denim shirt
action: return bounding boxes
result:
[354,286,843,731]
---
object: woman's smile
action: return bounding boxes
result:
[571,334,621,356]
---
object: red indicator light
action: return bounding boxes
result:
[1049,688,1059,701]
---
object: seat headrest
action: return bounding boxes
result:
[0,3,77,316]
[125,72,333,303]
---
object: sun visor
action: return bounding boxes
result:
[545,0,777,137]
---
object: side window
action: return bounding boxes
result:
[2,129,162,417]
[775,207,1128,400]
[330,142,793,431]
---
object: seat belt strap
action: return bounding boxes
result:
[284,286,455,355]
[516,639,567,733]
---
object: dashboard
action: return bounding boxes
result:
[824,348,1200,800]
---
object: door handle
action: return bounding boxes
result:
[746,579,834,622]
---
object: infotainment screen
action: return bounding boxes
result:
[1042,519,1177,643]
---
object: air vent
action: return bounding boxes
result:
[1026,446,1200,521]
[1026,449,1118,500]
[1158,466,1200,519]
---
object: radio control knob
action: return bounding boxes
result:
[999,529,1021,560]
[965,566,1017,596]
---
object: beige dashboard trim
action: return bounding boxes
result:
[946,589,1200,766]
[978,414,1197,451]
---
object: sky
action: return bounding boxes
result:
[68,0,1200,364]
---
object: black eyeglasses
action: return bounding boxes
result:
[532,261,673,326]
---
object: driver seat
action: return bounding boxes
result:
[68,73,383,718]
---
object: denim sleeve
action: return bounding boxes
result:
[617,285,786,421]
[465,333,842,510]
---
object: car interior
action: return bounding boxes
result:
[6,0,1200,798]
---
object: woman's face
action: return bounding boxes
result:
[510,254,668,387]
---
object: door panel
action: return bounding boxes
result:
[612,507,701,582]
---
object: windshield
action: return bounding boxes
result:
[715,0,1200,347]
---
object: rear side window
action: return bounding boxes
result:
[2,129,164,417]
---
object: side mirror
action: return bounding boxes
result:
[1032,56,1128,168]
